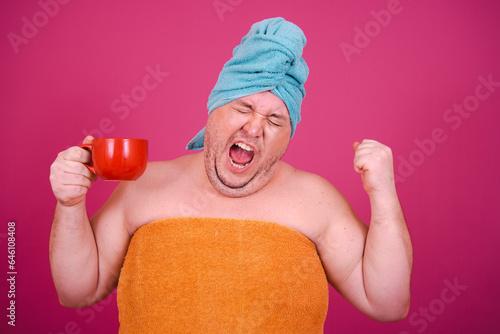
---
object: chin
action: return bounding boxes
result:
[205,159,274,198]
[203,135,285,198]
[212,183,256,198]
[210,167,260,198]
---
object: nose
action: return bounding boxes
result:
[243,113,265,137]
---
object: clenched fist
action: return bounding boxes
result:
[353,139,396,197]
[49,136,98,207]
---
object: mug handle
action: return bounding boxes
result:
[79,144,96,175]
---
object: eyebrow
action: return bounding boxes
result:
[235,98,289,120]
[235,99,253,109]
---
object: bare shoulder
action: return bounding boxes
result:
[278,162,348,209]
[278,162,368,283]
[119,153,199,194]
[105,153,201,231]
[276,162,360,239]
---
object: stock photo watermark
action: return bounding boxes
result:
[7,0,72,54]
[68,63,169,148]
[340,0,416,63]
[395,73,499,183]
[6,222,17,327]
[400,277,467,334]
[47,289,117,334]
[213,0,244,21]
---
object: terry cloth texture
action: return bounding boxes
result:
[117,217,329,333]
[186,17,309,150]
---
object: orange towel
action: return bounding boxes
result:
[117,217,329,333]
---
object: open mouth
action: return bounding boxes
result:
[229,142,255,169]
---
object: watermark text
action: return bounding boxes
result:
[6,221,16,327]
[395,73,499,183]
[7,0,72,54]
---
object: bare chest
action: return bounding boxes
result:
[128,182,322,245]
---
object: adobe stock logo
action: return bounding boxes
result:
[395,73,499,183]
[7,0,72,54]
[400,277,467,334]
[110,64,169,122]
[47,289,118,334]
[339,0,416,63]
[78,64,169,141]
[212,0,243,21]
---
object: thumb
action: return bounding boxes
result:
[82,135,94,145]
[352,141,361,152]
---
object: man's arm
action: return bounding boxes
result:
[49,136,131,308]
[316,139,412,321]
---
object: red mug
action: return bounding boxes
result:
[80,138,148,181]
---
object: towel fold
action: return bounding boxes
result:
[117,217,328,333]
[186,17,309,150]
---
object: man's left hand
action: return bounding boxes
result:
[352,139,396,197]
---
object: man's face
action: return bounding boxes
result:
[204,91,292,197]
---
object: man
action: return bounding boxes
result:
[50,17,412,331]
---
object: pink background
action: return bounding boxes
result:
[1,0,499,333]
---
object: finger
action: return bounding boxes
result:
[361,139,379,145]
[62,171,94,189]
[61,146,92,164]
[353,143,377,161]
[64,160,97,181]
[353,149,366,173]
[361,140,390,152]
[357,141,379,151]
[353,153,368,173]
[51,154,97,185]
[82,135,94,145]
[352,141,361,152]
[353,140,380,155]
[353,142,367,172]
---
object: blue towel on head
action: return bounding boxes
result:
[186,17,309,150]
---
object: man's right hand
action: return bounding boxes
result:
[50,136,98,207]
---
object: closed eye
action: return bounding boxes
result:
[268,118,282,127]
[268,115,286,127]
[234,108,251,115]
